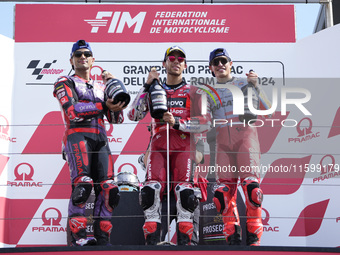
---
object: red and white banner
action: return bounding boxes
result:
[15,4,295,43]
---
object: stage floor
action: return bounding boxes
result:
[0,245,339,255]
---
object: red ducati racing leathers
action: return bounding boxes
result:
[128,79,211,245]
[208,77,270,246]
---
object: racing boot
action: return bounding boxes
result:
[224,223,242,245]
[242,177,263,246]
[177,221,194,245]
[213,184,241,245]
[143,221,161,245]
[69,214,96,246]
[246,219,263,246]
[94,219,112,246]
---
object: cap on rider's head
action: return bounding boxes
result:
[209,48,231,65]
[70,40,92,58]
[209,48,231,77]
[164,45,186,61]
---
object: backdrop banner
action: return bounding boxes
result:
[1,3,340,248]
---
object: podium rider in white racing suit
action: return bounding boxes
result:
[207,48,271,246]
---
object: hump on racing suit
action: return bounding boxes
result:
[208,77,272,124]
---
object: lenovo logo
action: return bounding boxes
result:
[85,11,146,33]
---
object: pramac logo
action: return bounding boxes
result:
[0,115,16,142]
[106,120,114,137]
[42,207,62,226]
[297,118,313,137]
[118,163,138,175]
[14,163,34,181]
[105,120,123,143]
[89,65,124,143]
[313,154,340,183]
[32,207,67,233]
[0,115,9,136]
[90,65,104,83]
[7,163,42,187]
[262,208,279,232]
[288,117,320,143]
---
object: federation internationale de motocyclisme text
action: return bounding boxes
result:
[195,164,340,174]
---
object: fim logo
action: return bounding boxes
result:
[32,207,66,233]
[7,163,42,187]
[0,115,16,142]
[262,208,279,232]
[288,117,320,143]
[84,11,146,33]
[27,60,64,80]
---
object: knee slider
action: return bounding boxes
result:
[72,176,93,206]
[213,184,231,214]
[140,181,161,211]
[100,180,120,209]
[175,183,198,213]
[243,178,263,207]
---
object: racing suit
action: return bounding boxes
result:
[208,77,267,246]
[53,75,123,246]
[128,79,211,245]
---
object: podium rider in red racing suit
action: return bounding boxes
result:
[208,48,271,246]
[128,46,211,245]
[53,40,125,246]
